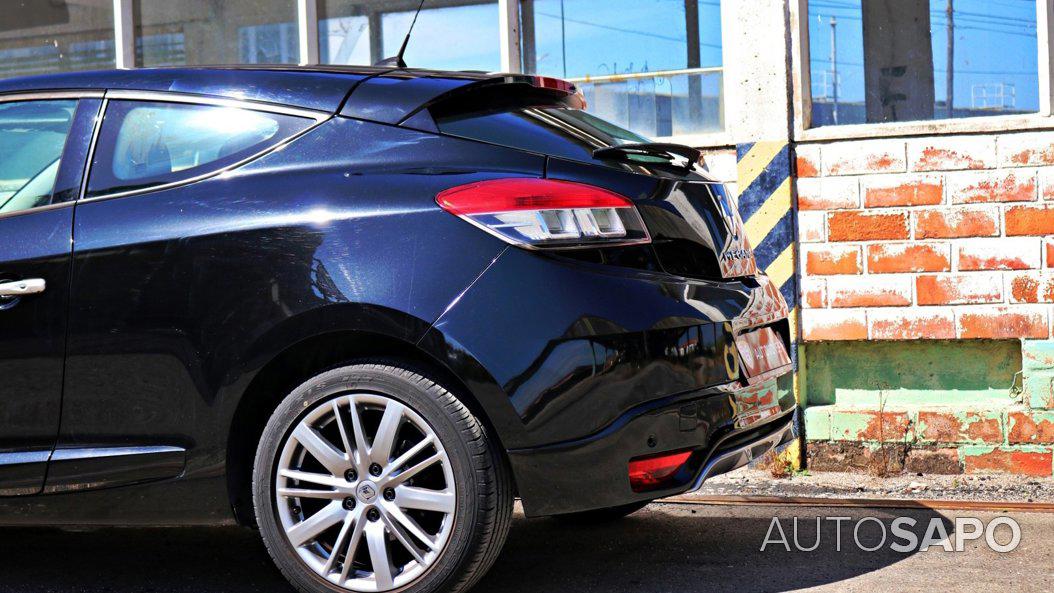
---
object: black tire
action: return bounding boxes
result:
[552,501,650,524]
[253,361,513,593]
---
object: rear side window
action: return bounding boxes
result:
[432,94,649,164]
[87,100,313,197]
[0,99,76,214]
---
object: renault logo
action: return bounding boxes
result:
[357,481,379,503]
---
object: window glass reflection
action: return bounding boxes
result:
[0,1,115,78]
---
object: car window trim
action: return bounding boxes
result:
[79,90,332,204]
[0,91,101,222]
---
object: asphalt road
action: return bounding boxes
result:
[1,502,1051,593]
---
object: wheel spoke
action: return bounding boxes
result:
[385,435,434,477]
[370,400,405,466]
[346,396,370,471]
[278,487,346,500]
[280,469,345,489]
[293,423,347,476]
[380,511,425,565]
[323,513,356,575]
[287,501,346,547]
[396,486,456,514]
[387,452,442,487]
[384,503,439,551]
[332,400,355,461]
[365,521,394,589]
[338,514,367,583]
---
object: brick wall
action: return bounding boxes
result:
[795,134,1054,342]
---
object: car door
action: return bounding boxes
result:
[0,95,101,496]
[46,94,317,495]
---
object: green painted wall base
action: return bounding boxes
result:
[804,340,1021,409]
[801,339,1054,476]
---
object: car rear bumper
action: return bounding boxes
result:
[507,370,796,517]
[424,247,796,517]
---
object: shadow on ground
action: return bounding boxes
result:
[0,503,946,593]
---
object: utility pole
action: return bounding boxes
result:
[946,0,954,117]
[830,16,839,124]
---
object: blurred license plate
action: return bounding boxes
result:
[735,327,791,382]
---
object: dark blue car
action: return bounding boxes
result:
[0,66,795,593]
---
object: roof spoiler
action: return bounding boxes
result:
[340,72,582,125]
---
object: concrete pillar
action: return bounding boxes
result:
[721,0,802,468]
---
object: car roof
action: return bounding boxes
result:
[0,65,504,115]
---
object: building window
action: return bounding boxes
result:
[133,0,299,66]
[0,1,115,79]
[807,0,1039,127]
[519,0,724,137]
[319,1,500,71]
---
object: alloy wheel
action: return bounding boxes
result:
[274,392,456,592]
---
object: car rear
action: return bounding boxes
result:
[399,75,798,515]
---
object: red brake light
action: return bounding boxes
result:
[628,449,693,493]
[436,178,650,249]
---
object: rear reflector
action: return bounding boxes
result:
[436,178,650,249]
[628,449,693,493]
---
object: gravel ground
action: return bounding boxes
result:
[694,467,1054,503]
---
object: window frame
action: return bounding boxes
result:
[80,90,330,203]
[104,0,733,145]
[0,90,103,221]
[791,0,1054,141]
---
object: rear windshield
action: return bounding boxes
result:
[432,93,650,163]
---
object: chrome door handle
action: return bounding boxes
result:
[0,278,45,297]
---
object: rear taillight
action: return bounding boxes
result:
[628,449,693,492]
[436,178,650,249]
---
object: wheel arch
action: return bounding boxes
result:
[225,322,516,526]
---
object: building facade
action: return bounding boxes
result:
[4,0,1054,475]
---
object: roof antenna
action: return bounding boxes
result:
[375,0,427,68]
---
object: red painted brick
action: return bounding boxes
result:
[828,276,912,308]
[908,136,995,172]
[804,245,861,276]
[958,307,1049,339]
[869,309,955,340]
[797,177,859,210]
[796,155,819,177]
[1008,412,1054,444]
[831,410,912,441]
[1007,273,1054,304]
[914,207,998,239]
[918,411,1002,444]
[863,177,943,208]
[958,238,1042,271]
[1000,132,1054,167]
[1047,239,1054,268]
[867,243,950,274]
[1006,204,1054,236]
[948,170,1036,204]
[799,211,825,243]
[801,278,826,309]
[964,448,1053,477]
[802,310,867,341]
[828,211,909,242]
[916,274,1002,305]
[823,140,906,176]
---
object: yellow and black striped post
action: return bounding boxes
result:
[736,140,802,469]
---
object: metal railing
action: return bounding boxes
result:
[566,66,725,138]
